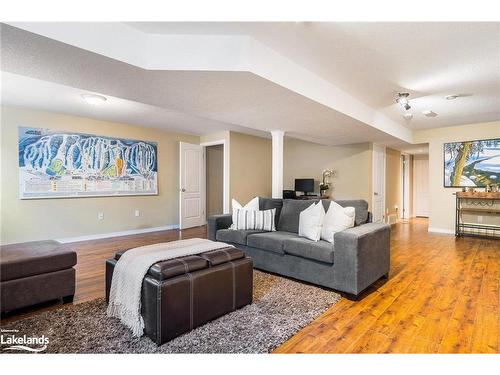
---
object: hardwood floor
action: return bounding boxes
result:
[274,218,499,353]
[2,219,498,353]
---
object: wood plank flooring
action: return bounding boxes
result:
[2,219,498,353]
[274,218,499,353]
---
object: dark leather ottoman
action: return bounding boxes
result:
[106,246,253,345]
[0,240,77,313]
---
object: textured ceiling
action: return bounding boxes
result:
[1,24,402,146]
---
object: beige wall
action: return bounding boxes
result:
[414,120,500,232]
[1,106,199,244]
[283,138,373,208]
[229,132,272,204]
[385,147,401,218]
[206,144,223,216]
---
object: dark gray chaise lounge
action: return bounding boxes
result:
[208,198,390,299]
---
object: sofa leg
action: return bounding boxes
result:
[381,273,389,279]
[343,293,359,301]
[62,295,74,304]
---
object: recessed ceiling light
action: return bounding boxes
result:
[403,113,413,120]
[445,94,459,100]
[81,93,107,105]
[422,110,438,117]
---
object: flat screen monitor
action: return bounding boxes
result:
[294,178,315,194]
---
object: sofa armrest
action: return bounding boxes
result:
[207,214,233,241]
[333,223,390,295]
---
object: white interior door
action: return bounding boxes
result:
[179,142,205,229]
[372,144,386,223]
[414,155,430,217]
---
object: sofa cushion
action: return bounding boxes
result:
[0,240,77,282]
[298,202,325,241]
[335,199,369,226]
[277,199,321,233]
[321,201,355,243]
[246,231,299,254]
[259,198,283,227]
[283,237,334,264]
[216,229,266,245]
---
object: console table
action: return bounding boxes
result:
[455,192,500,239]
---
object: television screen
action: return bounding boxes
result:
[295,178,314,193]
[444,138,500,187]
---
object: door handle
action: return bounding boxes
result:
[181,188,186,192]
[374,192,379,195]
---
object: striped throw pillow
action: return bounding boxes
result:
[234,208,276,231]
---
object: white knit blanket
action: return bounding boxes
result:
[106,238,233,336]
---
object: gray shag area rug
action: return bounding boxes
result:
[1,271,340,353]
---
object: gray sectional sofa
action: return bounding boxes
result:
[208,198,390,299]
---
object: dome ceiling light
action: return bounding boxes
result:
[81,93,107,105]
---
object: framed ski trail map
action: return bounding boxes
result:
[18,126,158,199]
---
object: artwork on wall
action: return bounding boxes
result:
[444,138,500,187]
[18,126,158,199]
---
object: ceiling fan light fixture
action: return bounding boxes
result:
[403,113,413,120]
[396,93,411,110]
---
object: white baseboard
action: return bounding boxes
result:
[428,227,455,235]
[56,224,180,244]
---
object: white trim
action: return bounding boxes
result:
[200,139,229,214]
[56,225,179,244]
[428,227,455,235]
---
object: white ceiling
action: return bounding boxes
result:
[1,22,499,149]
[0,24,404,146]
[1,72,270,138]
[127,22,500,130]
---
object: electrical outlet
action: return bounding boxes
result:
[98,212,104,220]
[135,209,140,217]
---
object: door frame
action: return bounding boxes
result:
[372,143,386,223]
[200,139,230,215]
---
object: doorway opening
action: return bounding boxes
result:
[205,144,224,217]
[400,153,411,222]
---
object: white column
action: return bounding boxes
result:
[271,130,285,198]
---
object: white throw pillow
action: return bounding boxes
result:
[321,201,356,243]
[234,208,276,231]
[230,197,259,229]
[298,202,325,242]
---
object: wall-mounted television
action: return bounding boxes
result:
[444,138,500,187]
